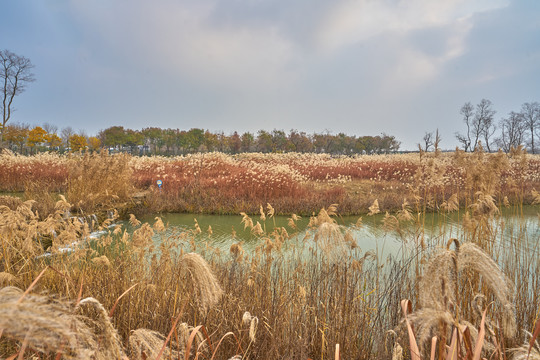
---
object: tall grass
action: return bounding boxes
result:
[2,149,540,216]
[0,148,539,359]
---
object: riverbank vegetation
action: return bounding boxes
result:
[0,146,539,358]
[1,147,539,217]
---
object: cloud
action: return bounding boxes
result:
[14,0,533,150]
[68,0,300,94]
[316,0,509,52]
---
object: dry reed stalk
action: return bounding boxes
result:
[458,243,516,337]
[391,342,403,360]
[266,203,275,218]
[193,218,202,234]
[309,205,338,227]
[153,216,165,232]
[470,191,499,217]
[382,212,400,232]
[240,212,254,230]
[66,150,134,214]
[251,222,264,236]
[0,196,23,210]
[440,193,459,212]
[129,213,141,227]
[132,223,154,248]
[397,199,414,222]
[259,205,266,221]
[532,189,540,205]
[180,252,223,313]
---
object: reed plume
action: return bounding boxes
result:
[0,286,97,358]
[407,240,516,355]
[0,272,18,286]
[180,252,223,313]
[91,255,111,268]
[129,328,182,360]
[368,199,380,216]
[242,311,259,343]
[440,193,459,212]
[313,222,348,261]
[75,297,126,359]
[509,332,540,360]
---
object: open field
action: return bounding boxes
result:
[1,148,540,359]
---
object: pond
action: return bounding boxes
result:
[130,206,540,260]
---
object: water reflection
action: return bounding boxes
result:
[131,206,539,260]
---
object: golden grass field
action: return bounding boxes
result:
[1,147,540,359]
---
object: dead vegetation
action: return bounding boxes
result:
[0,148,539,359]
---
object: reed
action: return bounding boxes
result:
[0,148,539,359]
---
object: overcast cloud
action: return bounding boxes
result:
[1,0,539,149]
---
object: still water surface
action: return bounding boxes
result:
[133,206,540,259]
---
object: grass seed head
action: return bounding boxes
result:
[181,252,223,313]
[129,328,182,360]
[368,199,380,216]
[76,297,126,359]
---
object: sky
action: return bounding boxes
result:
[1,0,539,150]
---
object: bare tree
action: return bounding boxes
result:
[455,100,496,152]
[521,102,540,154]
[42,122,58,135]
[421,131,434,152]
[61,126,75,147]
[1,50,35,144]
[497,111,526,153]
[455,102,475,151]
[475,99,496,152]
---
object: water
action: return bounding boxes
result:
[132,206,540,260]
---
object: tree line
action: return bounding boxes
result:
[100,127,401,155]
[3,50,538,156]
[1,124,401,155]
[1,123,100,154]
